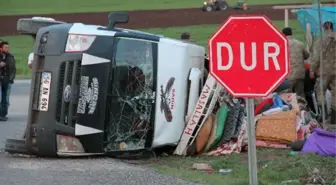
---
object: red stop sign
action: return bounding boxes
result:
[209,15,289,98]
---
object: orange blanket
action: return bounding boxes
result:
[256,111,297,145]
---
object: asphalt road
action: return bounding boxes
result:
[0,80,204,185]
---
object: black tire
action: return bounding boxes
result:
[5,138,30,155]
[204,5,213,12]
[218,2,229,11]
[17,18,65,35]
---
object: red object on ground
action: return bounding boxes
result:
[208,15,290,98]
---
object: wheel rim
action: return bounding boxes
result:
[221,4,227,10]
[206,6,212,11]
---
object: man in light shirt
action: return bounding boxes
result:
[28,52,34,69]
[28,35,36,69]
[28,17,56,69]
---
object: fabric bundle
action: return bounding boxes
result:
[206,102,247,156]
[256,110,297,147]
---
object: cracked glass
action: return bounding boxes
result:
[105,38,155,152]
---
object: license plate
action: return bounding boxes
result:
[39,72,51,111]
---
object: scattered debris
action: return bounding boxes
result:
[218,168,232,175]
[280,180,300,184]
[289,151,297,156]
[192,163,214,173]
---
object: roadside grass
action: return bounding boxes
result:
[146,149,336,185]
[0,0,329,15]
[1,19,302,79]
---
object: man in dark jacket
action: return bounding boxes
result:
[0,41,16,121]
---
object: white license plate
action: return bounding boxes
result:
[39,72,51,111]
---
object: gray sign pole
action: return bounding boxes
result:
[246,98,258,185]
[317,0,326,127]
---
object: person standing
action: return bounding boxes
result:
[180,32,197,43]
[0,41,16,121]
[28,52,34,69]
[180,32,191,41]
[0,40,6,70]
[282,27,310,98]
[310,21,336,123]
[181,32,208,79]
[310,21,334,118]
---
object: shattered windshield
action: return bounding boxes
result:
[105,38,156,152]
[114,38,153,87]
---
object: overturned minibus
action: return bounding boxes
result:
[6,13,205,157]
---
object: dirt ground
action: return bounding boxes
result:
[0,4,296,36]
[1,2,335,36]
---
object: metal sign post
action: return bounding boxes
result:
[317,0,326,127]
[208,15,290,185]
[246,98,258,185]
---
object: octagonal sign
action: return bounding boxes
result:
[209,15,289,98]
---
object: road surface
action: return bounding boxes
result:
[0,80,204,185]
